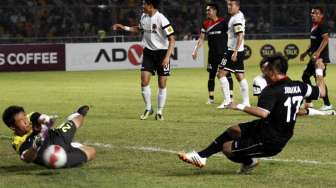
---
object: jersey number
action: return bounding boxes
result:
[284,96,303,123]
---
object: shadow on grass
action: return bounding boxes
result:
[166,169,237,177]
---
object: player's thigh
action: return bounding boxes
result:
[54,120,77,144]
[233,51,245,74]
[65,147,88,168]
[141,48,155,75]
[156,50,170,77]
[303,60,316,76]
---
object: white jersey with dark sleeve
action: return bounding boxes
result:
[227,11,245,52]
[139,11,175,51]
[253,75,267,96]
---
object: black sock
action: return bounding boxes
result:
[198,131,233,158]
[323,86,331,106]
[209,95,214,100]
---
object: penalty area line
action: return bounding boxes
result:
[86,141,336,166]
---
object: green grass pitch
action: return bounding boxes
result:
[0,63,335,188]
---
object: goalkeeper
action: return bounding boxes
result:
[2,105,96,168]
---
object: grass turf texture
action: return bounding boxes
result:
[0,63,335,188]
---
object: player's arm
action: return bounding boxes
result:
[162,35,176,67]
[312,33,329,60]
[192,32,205,60]
[315,59,326,97]
[112,24,140,33]
[300,45,311,61]
[20,148,38,163]
[229,103,269,118]
[232,24,244,62]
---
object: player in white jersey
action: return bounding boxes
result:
[253,57,335,116]
[217,0,250,109]
[113,0,175,120]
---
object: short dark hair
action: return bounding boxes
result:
[144,0,160,9]
[207,3,219,15]
[262,53,288,75]
[228,0,240,6]
[312,6,324,14]
[2,106,25,128]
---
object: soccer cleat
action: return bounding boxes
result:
[237,158,259,174]
[140,109,153,120]
[319,105,333,111]
[217,101,231,109]
[77,105,90,117]
[155,113,164,121]
[178,151,207,168]
[206,98,215,104]
[324,110,336,116]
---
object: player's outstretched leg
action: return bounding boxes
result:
[178,151,207,168]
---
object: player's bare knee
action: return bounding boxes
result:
[81,146,96,161]
[222,142,233,157]
[227,125,241,138]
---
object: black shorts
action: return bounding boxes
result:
[303,59,328,77]
[231,120,283,158]
[141,48,170,76]
[207,53,224,74]
[221,50,245,73]
[36,120,87,168]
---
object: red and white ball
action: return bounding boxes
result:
[43,145,67,168]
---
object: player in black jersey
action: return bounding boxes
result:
[178,54,326,174]
[300,6,332,111]
[192,3,233,104]
[2,105,96,168]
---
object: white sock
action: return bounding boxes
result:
[141,85,152,110]
[219,77,231,103]
[67,112,81,121]
[157,88,167,114]
[307,108,326,116]
[240,79,250,106]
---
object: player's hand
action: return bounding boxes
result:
[300,52,307,62]
[192,51,197,60]
[231,51,238,62]
[162,57,170,68]
[112,24,123,30]
[312,52,320,60]
[315,58,325,70]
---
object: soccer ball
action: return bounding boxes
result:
[43,145,67,169]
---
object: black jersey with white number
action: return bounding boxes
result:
[201,17,228,55]
[310,23,329,59]
[257,77,320,146]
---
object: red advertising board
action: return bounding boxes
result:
[0,44,65,72]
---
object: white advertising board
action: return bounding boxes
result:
[66,41,204,71]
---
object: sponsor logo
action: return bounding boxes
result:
[95,45,178,66]
[284,44,299,59]
[244,45,252,60]
[0,52,58,65]
[260,44,276,58]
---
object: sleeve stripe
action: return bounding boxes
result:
[305,84,312,98]
[162,24,171,30]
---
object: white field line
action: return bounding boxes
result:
[86,142,336,166]
[1,135,336,166]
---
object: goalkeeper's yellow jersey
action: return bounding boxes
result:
[11,113,35,155]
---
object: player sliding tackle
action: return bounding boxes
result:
[178,54,326,174]
[2,105,96,168]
